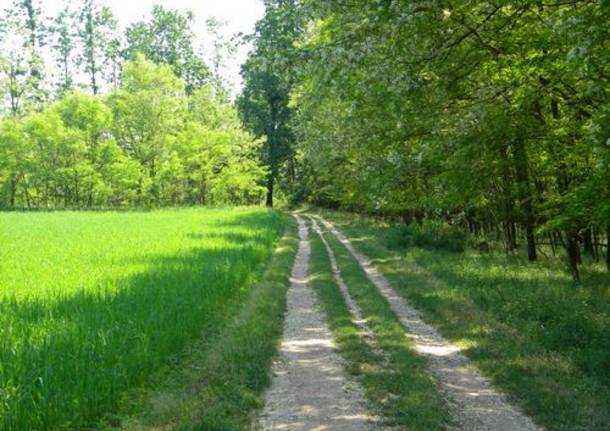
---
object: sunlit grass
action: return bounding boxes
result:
[0,208,285,430]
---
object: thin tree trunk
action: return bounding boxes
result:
[583,227,594,257]
[9,176,17,207]
[549,95,581,281]
[266,175,274,208]
[592,228,600,262]
[566,231,581,282]
[507,221,517,253]
[606,225,610,271]
[24,185,31,209]
[548,232,556,256]
[513,138,537,260]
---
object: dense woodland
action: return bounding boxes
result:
[0,1,265,207]
[1,0,608,281]
[239,0,609,280]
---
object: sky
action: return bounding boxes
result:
[0,0,266,94]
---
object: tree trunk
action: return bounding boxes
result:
[499,143,516,253]
[265,176,274,208]
[9,176,17,208]
[606,225,610,271]
[509,221,519,252]
[566,231,581,282]
[548,232,556,256]
[513,138,537,261]
[503,221,516,253]
[24,186,31,209]
[583,227,594,257]
[591,228,599,262]
[549,95,582,281]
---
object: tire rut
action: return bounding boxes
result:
[259,215,375,430]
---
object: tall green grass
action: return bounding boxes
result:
[112,216,299,430]
[0,208,284,430]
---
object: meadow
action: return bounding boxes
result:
[0,208,285,430]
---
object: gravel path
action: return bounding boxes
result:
[259,216,375,431]
[317,215,542,431]
[310,217,390,366]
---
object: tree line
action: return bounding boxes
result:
[239,0,609,280]
[0,0,266,207]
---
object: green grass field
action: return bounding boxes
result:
[0,208,285,430]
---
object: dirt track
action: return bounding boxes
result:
[317,215,542,431]
[259,216,374,430]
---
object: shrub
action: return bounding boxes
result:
[386,220,466,253]
[385,224,418,250]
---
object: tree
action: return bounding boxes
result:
[238,0,304,207]
[184,86,267,204]
[203,17,237,89]
[0,119,28,207]
[13,0,47,107]
[108,54,186,204]
[287,0,608,279]
[124,5,209,94]
[55,91,119,206]
[0,0,47,115]
[50,6,77,95]
[0,2,266,209]
[78,0,117,95]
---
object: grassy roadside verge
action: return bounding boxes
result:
[316,209,609,431]
[105,214,299,431]
[307,218,450,430]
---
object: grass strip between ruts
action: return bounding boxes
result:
[307,217,451,430]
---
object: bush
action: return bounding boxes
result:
[386,224,417,250]
[386,220,466,252]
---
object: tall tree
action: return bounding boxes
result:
[15,0,46,103]
[238,0,304,207]
[50,6,76,95]
[287,0,608,279]
[124,5,209,94]
[0,0,47,114]
[203,17,237,88]
[78,0,117,95]
[108,54,187,204]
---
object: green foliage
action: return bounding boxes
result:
[238,0,305,207]
[0,0,48,114]
[124,5,209,94]
[77,0,118,94]
[284,0,609,277]
[0,55,266,208]
[1,2,261,209]
[387,221,467,253]
[0,208,285,430]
